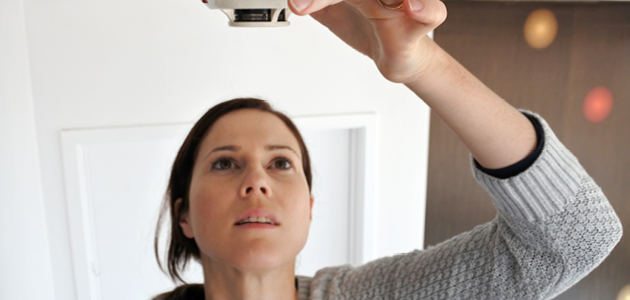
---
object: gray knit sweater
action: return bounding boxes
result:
[295,113,623,300]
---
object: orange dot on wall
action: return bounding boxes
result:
[583,86,613,123]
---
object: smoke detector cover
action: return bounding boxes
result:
[202,0,291,27]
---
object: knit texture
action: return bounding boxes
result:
[296,112,623,300]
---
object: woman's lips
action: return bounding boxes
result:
[235,223,278,229]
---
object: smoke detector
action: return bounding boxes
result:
[202,0,292,27]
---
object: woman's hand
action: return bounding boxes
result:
[288,0,447,84]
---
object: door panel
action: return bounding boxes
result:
[61,114,377,299]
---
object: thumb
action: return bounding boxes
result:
[403,0,447,32]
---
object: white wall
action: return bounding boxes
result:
[0,0,56,299]
[3,0,431,298]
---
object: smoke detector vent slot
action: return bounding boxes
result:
[234,9,271,22]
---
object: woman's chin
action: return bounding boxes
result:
[203,242,299,274]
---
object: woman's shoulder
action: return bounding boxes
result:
[152,284,204,300]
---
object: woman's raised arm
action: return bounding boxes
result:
[290,0,536,169]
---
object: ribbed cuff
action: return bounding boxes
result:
[471,111,586,222]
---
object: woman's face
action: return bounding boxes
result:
[179,109,313,272]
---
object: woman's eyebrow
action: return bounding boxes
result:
[266,145,299,157]
[210,145,240,153]
[203,145,240,161]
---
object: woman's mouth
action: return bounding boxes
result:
[234,209,281,227]
[235,216,277,225]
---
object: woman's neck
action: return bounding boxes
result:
[201,258,298,300]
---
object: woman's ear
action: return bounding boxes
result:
[309,195,314,220]
[175,198,195,239]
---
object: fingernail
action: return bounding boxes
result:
[290,0,312,12]
[409,0,424,12]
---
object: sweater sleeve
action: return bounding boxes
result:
[305,112,623,300]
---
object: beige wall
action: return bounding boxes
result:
[0,0,55,299]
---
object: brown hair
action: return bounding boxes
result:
[154,98,312,284]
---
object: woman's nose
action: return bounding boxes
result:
[239,168,272,198]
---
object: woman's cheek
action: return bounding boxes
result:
[190,187,226,235]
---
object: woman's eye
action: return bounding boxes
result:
[271,158,292,170]
[212,159,236,170]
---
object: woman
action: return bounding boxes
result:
[153,0,623,298]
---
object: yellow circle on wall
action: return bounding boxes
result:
[523,8,558,49]
[619,284,630,300]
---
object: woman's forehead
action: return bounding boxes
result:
[201,109,301,151]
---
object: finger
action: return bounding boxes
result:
[342,0,405,18]
[288,0,343,16]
